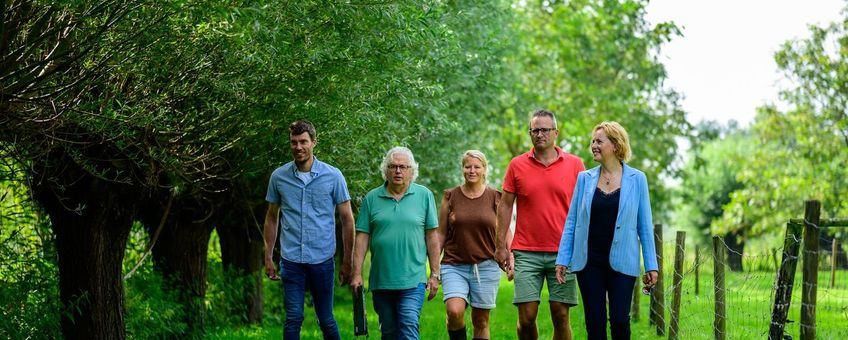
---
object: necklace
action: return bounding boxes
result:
[601,168,618,185]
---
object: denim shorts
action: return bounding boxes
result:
[441,259,500,309]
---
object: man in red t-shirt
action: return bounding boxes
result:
[495,109,585,340]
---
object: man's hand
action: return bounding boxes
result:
[555,265,569,284]
[350,274,363,291]
[507,252,515,281]
[339,260,352,285]
[426,275,440,301]
[263,204,281,281]
[264,256,280,281]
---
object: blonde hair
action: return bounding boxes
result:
[461,150,488,183]
[593,121,632,162]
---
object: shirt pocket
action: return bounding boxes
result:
[310,189,334,220]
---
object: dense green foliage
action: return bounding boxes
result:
[0,170,61,339]
[483,0,688,217]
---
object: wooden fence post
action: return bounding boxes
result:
[772,248,779,272]
[768,222,803,339]
[669,231,685,340]
[832,239,838,289]
[713,236,726,340]
[695,245,700,296]
[800,200,820,340]
[650,223,666,335]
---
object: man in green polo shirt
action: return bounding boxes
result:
[351,146,441,340]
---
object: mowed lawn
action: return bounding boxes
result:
[209,268,848,339]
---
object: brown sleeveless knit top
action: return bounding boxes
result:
[441,186,501,264]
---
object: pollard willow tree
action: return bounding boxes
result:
[4,0,520,337]
[1,1,250,338]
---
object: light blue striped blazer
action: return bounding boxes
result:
[556,163,658,276]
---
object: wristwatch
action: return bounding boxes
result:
[430,272,441,281]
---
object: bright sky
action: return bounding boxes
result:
[645,0,845,127]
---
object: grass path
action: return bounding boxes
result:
[209,269,848,339]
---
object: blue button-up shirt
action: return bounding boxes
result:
[265,157,351,264]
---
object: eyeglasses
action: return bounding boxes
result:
[529,127,556,135]
[388,164,411,172]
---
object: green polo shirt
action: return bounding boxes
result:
[356,182,438,290]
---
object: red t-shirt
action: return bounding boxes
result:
[502,147,585,252]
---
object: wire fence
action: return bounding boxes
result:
[633,220,848,339]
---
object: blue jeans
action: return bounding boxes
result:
[372,283,426,340]
[280,258,340,340]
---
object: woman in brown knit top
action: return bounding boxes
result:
[437,150,503,340]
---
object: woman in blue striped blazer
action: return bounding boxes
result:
[555,121,659,340]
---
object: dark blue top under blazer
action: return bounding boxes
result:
[556,163,659,277]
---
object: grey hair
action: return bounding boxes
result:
[531,109,557,127]
[380,146,419,182]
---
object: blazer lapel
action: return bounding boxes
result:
[584,167,600,214]
[616,163,636,222]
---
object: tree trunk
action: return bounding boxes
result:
[725,231,745,272]
[216,202,265,324]
[141,196,216,337]
[33,157,137,340]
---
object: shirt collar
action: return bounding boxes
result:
[527,146,566,164]
[378,182,416,198]
[290,156,323,175]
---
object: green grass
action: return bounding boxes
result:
[208,268,848,339]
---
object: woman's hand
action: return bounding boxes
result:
[506,252,515,281]
[643,270,658,287]
[555,265,569,284]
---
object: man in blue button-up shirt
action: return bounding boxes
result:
[263,120,355,340]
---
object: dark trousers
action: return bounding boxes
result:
[576,263,637,340]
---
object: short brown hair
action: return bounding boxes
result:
[289,120,316,140]
[593,121,632,162]
[531,109,557,127]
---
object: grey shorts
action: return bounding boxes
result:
[512,250,578,306]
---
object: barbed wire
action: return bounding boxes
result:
[634,234,847,339]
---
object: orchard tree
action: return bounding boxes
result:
[722,18,848,265]
[677,122,749,271]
